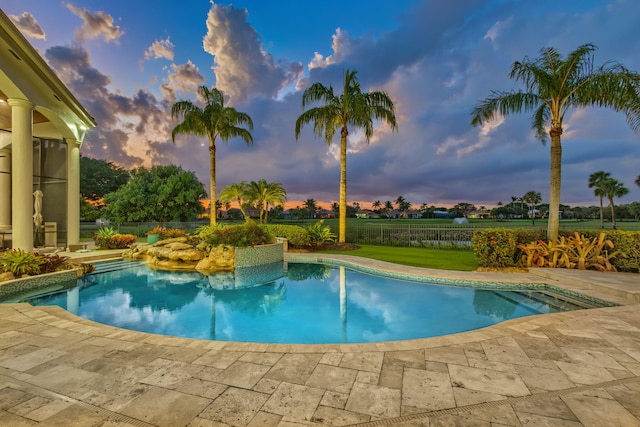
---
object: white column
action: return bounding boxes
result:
[0,148,10,230]
[67,139,81,247]
[8,99,34,251]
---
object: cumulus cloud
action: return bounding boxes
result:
[159,61,206,103]
[144,37,174,61]
[9,12,46,40]
[308,28,351,70]
[65,3,124,44]
[44,44,170,167]
[202,2,304,104]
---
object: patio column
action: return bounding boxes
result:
[0,147,10,231]
[8,98,34,251]
[67,139,81,248]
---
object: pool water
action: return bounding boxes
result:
[25,261,588,344]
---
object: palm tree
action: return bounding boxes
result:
[471,44,640,241]
[588,171,612,229]
[303,198,318,219]
[246,179,287,224]
[295,69,397,242]
[261,182,287,224]
[372,200,382,213]
[636,175,640,187]
[522,191,542,225]
[601,178,629,229]
[171,86,254,225]
[219,181,250,221]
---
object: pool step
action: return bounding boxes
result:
[90,259,141,275]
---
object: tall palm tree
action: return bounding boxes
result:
[220,181,250,221]
[372,200,382,213]
[471,44,640,241]
[588,171,612,229]
[171,86,254,225]
[635,175,640,188]
[522,191,542,225]
[601,178,629,229]
[295,69,397,242]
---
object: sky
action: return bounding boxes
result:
[4,0,640,210]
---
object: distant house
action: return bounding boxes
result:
[468,210,490,219]
[433,210,455,219]
[317,209,336,219]
[355,210,380,219]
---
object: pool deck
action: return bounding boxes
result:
[0,251,639,426]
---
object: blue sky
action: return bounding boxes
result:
[4,0,640,209]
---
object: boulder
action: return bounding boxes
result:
[196,245,235,272]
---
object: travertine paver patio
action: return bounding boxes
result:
[0,253,639,426]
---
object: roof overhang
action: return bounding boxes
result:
[0,9,96,143]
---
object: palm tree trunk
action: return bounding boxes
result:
[209,142,217,226]
[547,128,562,241]
[598,196,604,229]
[339,129,348,243]
[609,197,617,229]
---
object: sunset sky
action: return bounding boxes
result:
[4,0,640,210]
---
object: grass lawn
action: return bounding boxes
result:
[317,244,478,271]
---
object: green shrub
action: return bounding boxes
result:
[599,230,639,272]
[0,249,44,276]
[146,226,187,239]
[472,229,519,268]
[202,221,275,248]
[259,224,311,248]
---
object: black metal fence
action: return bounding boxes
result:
[346,223,480,249]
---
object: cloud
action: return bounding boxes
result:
[9,12,46,40]
[202,2,304,104]
[65,3,124,44]
[144,37,174,61]
[308,28,350,70]
[160,61,206,103]
[44,44,171,168]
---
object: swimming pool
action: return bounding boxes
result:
[24,260,597,344]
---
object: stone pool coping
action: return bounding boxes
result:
[1,252,639,426]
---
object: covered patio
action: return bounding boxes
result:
[0,9,95,251]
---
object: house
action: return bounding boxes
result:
[355,210,380,219]
[0,10,96,251]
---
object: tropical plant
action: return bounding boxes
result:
[171,86,254,225]
[220,181,250,221]
[601,178,629,229]
[522,191,542,225]
[372,200,382,213]
[518,232,624,271]
[306,221,337,245]
[259,224,311,248]
[303,198,318,219]
[93,227,137,249]
[471,44,640,241]
[35,252,71,274]
[588,171,611,229]
[295,69,398,242]
[0,249,44,276]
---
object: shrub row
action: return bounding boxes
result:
[0,249,72,277]
[472,228,640,272]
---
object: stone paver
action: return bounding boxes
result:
[0,254,639,426]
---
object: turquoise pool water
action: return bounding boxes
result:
[25,261,589,344]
